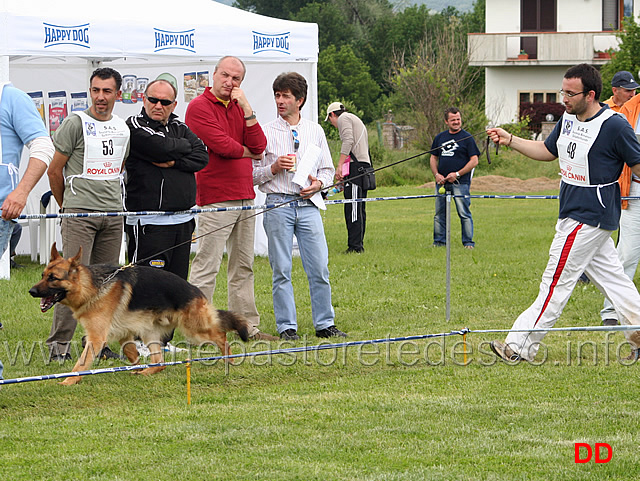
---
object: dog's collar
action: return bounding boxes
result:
[102,264,135,285]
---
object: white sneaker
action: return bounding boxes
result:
[135,340,151,358]
[163,342,187,353]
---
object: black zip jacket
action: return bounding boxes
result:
[125,108,208,212]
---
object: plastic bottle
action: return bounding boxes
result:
[327,185,344,196]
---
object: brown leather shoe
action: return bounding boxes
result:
[249,331,279,341]
[624,348,640,361]
[490,340,522,362]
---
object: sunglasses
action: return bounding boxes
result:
[146,96,174,106]
[292,129,299,152]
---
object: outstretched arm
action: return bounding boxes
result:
[487,127,556,162]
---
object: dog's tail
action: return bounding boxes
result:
[217,310,250,342]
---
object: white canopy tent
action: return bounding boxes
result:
[0,0,319,272]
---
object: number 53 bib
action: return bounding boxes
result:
[75,111,129,181]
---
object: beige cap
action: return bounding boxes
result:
[324,101,344,121]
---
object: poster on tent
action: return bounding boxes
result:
[197,71,209,96]
[27,91,46,126]
[48,91,67,136]
[70,92,88,112]
[136,77,149,102]
[122,75,137,104]
[184,72,197,102]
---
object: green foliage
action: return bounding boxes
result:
[231,0,320,18]
[233,0,487,135]
[363,5,448,90]
[388,19,486,149]
[293,2,357,50]
[463,0,486,34]
[498,115,531,139]
[318,45,380,123]
[601,15,640,100]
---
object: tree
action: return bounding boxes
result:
[318,45,380,123]
[601,15,640,101]
[292,2,357,51]
[389,18,486,149]
[231,0,320,18]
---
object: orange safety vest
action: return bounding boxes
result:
[616,95,640,209]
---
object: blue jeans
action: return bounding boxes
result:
[0,219,12,258]
[433,183,474,247]
[263,194,335,333]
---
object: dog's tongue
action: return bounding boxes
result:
[40,297,55,313]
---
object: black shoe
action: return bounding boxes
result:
[100,346,124,360]
[49,352,72,362]
[316,325,347,338]
[280,329,300,341]
[603,318,619,326]
[9,259,24,269]
[344,248,363,254]
[81,336,124,360]
[432,243,446,247]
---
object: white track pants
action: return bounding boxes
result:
[506,218,640,360]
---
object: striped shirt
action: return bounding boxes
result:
[253,116,335,195]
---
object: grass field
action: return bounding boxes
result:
[1,184,639,480]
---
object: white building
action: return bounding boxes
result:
[468,0,638,125]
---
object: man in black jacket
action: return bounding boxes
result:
[125,79,207,280]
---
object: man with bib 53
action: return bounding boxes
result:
[487,63,640,363]
[46,67,130,361]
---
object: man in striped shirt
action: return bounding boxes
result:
[253,72,346,341]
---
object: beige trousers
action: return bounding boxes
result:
[189,200,261,335]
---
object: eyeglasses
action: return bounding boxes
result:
[146,96,174,106]
[292,129,299,152]
[559,90,588,98]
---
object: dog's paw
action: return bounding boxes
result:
[59,377,82,386]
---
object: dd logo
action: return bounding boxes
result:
[574,443,612,463]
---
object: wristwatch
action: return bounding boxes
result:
[244,111,256,121]
[455,171,460,179]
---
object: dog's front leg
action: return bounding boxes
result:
[59,335,106,386]
[138,340,166,376]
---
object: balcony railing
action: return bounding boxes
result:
[468,31,619,66]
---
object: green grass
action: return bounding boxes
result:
[1,185,639,480]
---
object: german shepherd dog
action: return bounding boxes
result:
[29,243,250,385]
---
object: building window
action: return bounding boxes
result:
[603,0,619,30]
[521,0,557,32]
[519,91,559,104]
[625,0,634,17]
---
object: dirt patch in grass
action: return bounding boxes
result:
[420,175,560,193]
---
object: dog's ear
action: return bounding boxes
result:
[50,242,61,261]
[70,246,83,266]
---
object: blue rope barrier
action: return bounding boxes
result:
[0,330,466,386]
[18,194,640,220]
[2,324,638,386]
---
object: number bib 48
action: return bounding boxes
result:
[76,111,128,181]
[557,109,615,186]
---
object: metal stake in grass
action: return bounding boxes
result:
[445,186,451,321]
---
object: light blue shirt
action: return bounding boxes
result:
[0,84,48,202]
